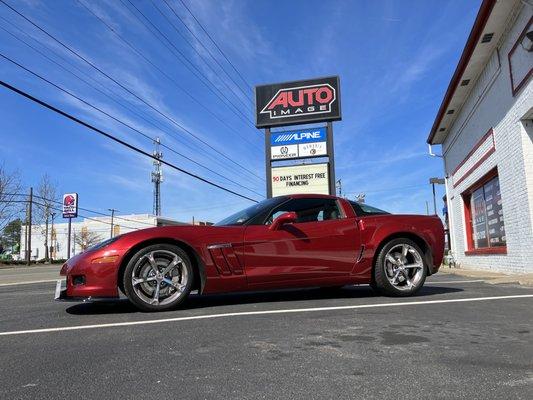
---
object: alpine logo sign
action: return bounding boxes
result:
[271,127,326,146]
[255,76,341,128]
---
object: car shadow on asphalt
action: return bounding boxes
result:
[65,285,463,315]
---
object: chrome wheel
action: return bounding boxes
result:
[384,244,424,291]
[131,249,189,306]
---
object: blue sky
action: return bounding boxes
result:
[0,0,480,223]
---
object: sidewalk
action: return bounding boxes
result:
[439,266,533,287]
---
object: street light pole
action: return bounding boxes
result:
[429,178,445,216]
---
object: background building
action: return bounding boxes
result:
[20,214,187,261]
[428,0,532,273]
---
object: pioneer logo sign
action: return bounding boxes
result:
[255,76,341,128]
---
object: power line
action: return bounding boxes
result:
[0,14,179,140]
[0,79,260,203]
[118,0,256,130]
[0,19,263,184]
[0,51,264,197]
[157,0,253,106]
[76,0,261,150]
[0,0,264,182]
[178,0,254,93]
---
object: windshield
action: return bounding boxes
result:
[215,197,288,226]
[349,201,389,216]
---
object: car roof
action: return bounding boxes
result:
[284,193,340,200]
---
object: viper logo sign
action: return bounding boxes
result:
[255,76,341,128]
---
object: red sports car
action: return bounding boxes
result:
[56,194,444,311]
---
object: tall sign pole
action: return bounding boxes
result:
[265,128,272,198]
[62,193,78,260]
[67,218,72,259]
[326,122,336,196]
[255,76,341,198]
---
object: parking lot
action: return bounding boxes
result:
[0,268,532,400]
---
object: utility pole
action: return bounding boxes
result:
[26,187,33,266]
[151,137,163,216]
[50,212,56,262]
[425,201,430,215]
[109,208,117,238]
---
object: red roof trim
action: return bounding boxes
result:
[427,0,497,144]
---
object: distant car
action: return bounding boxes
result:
[56,194,445,311]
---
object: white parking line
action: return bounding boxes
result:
[0,279,58,287]
[426,279,485,284]
[0,294,531,336]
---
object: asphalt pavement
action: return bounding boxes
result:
[0,269,531,399]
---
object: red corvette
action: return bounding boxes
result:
[56,194,444,311]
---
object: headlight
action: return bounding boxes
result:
[87,236,120,252]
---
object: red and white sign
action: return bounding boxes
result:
[62,193,78,218]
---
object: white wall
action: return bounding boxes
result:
[19,214,162,261]
[442,5,533,273]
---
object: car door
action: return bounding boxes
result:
[243,197,360,286]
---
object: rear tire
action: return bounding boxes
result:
[373,238,426,297]
[123,244,193,312]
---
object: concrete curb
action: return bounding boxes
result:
[438,267,533,287]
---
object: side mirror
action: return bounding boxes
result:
[270,211,297,231]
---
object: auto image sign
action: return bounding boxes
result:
[62,193,78,218]
[256,76,341,128]
[270,127,327,160]
[271,163,329,196]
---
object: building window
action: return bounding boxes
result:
[462,169,507,255]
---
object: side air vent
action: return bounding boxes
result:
[446,109,455,115]
[460,79,470,86]
[439,127,446,132]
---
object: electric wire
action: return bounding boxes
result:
[0,19,262,182]
[178,0,254,93]
[0,0,264,182]
[157,0,253,106]
[0,79,260,203]
[118,0,256,129]
[0,52,264,197]
[76,0,261,150]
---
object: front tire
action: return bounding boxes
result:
[373,238,427,297]
[123,244,193,312]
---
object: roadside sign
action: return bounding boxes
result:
[270,127,327,160]
[62,193,78,218]
[271,163,329,196]
[256,76,341,128]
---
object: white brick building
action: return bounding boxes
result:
[428,0,532,273]
[20,214,188,261]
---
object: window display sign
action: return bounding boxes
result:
[271,163,329,196]
[469,176,505,249]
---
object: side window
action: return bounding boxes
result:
[266,198,342,224]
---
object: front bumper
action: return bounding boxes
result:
[54,279,117,303]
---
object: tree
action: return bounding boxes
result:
[0,165,22,230]
[35,174,59,261]
[1,218,21,252]
[74,229,102,252]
